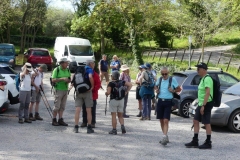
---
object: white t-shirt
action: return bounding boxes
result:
[20,74,31,91]
[31,69,44,90]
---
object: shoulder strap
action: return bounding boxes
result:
[169,76,172,88]
[158,77,163,89]
[56,66,60,78]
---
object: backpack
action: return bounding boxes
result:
[72,66,91,94]
[142,71,155,88]
[15,73,22,91]
[203,75,222,107]
[111,80,125,100]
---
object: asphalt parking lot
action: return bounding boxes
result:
[0,70,239,160]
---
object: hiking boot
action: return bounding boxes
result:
[74,125,79,133]
[121,125,126,134]
[139,117,147,120]
[109,129,117,135]
[123,115,129,118]
[35,113,43,121]
[80,123,87,127]
[18,119,24,124]
[159,136,168,146]
[136,111,142,117]
[58,118,68,126]
[199,140,212,149]
[87,125,94,134]
[52,118,59,126]
[185,138,199,148]
[151,105,155,110]
[91,123,95,128]
[24,118,32,123]
[159,135,170,143]
[29,113,36,121]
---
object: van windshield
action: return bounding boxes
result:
[0,46,14,56]
[69,45,93,56]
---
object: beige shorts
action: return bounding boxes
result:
[109,99,124,113]
[75,91,93,108]
[30,90,41,103]
[53,90,68,112]
[100,72,109,82]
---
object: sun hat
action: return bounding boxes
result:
[39,64,48,72]
[58,57,69,63]
[195,62,208,70]
[120,64,129,71]
[145,63,151,69]
[25,62,33,72]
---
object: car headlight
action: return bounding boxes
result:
[218,103,230,109]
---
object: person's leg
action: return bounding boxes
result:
[111,112,117,129]
[86,107,92,126]
[105,72,109,86]
[84,92,94,133]
[92,100,97,125]
[18,91,27,123]
[53,90,61,122]
[160,119,164,133]
[147,95,151,119]
[24,91,31,123]
[75,107,81,126]
[123,93,129,117]
[58,91,68,126]
[34,92,43,120]
[29,102,36,121]
[82,103,87,124]
[141,96,147,119]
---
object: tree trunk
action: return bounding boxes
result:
[129,20,143,65]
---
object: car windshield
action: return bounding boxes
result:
[172,73,187,85]
[0,46,14,56]
[69,45,93,56]
[223,82,240,96]
[0,66,17,74]
[32,50,49,56]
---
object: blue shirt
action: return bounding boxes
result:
[85,65,93,78]
[99,59,108,72]
[155,77,179,99]
[110,60,121,72]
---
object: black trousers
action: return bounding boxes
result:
[82,100,97,124]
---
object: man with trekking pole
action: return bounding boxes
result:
[185,63,214,149]
[29,64,48,121]
[51,58,71,126]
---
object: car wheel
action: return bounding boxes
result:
[228,109,240,133]
[180,100,192,118]
[48,65,52,71]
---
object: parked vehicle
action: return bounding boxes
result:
[0,74,9,113]
[189,82,240,133]
[24,48,53,71]
[0,43,18,68]
[172,68,239,118]
[54,37,95,72]
[0,64,19,105]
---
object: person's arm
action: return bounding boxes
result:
[52,68,69,83]
[110,61,115,69]
[105,84,112,96]
[139,71,145,85]
[98,60,102,73]
[93,72,101,91]
[31,74,39,92]
[124,81,132,94]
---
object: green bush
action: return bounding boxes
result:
[232,43,240,54]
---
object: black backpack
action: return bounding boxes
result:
[72,66,91,94]
[203,75,222,107]
[111,80,125,100]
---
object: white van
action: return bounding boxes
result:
[54,37,95,71]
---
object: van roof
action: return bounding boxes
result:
[55,37,91,46]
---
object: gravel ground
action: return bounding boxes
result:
[0,70,239,160]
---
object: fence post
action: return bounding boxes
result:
[217,52,223,66]
[238,66,240,74]
[166,49,170,62]
[197,51,201,64]
[181,49,186,62]
[226,53,233,72]
[207,52,212,65]
[190,50,194,61]
[173,50,178,62]
[152,50,157,60]
[159,48,163,61]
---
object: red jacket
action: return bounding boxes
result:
[92,71,101,100]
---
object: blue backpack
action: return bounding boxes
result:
[15,73,22,91]
[142,71,155,88]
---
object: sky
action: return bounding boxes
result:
[48,0,74,11]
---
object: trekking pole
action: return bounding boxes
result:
[39,85,53,113]
[39,91,53,119]
[105,96,107,116]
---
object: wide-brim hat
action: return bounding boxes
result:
[58,57,69,63]
[120,64,129,71]
[25,62,33,72]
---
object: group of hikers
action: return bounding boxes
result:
[17,54,214,149]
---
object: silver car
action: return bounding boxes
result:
[189,82,240,133]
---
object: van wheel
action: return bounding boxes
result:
[180,100,192,118]
[228,110,240,133]
[48,66,52,71]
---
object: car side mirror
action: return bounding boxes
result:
[64,51,68,56]
[15,54,18,56]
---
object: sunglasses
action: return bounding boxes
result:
[161,73,168,76]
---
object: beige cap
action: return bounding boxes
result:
[120,64,129,71]
[58,57,69,63]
